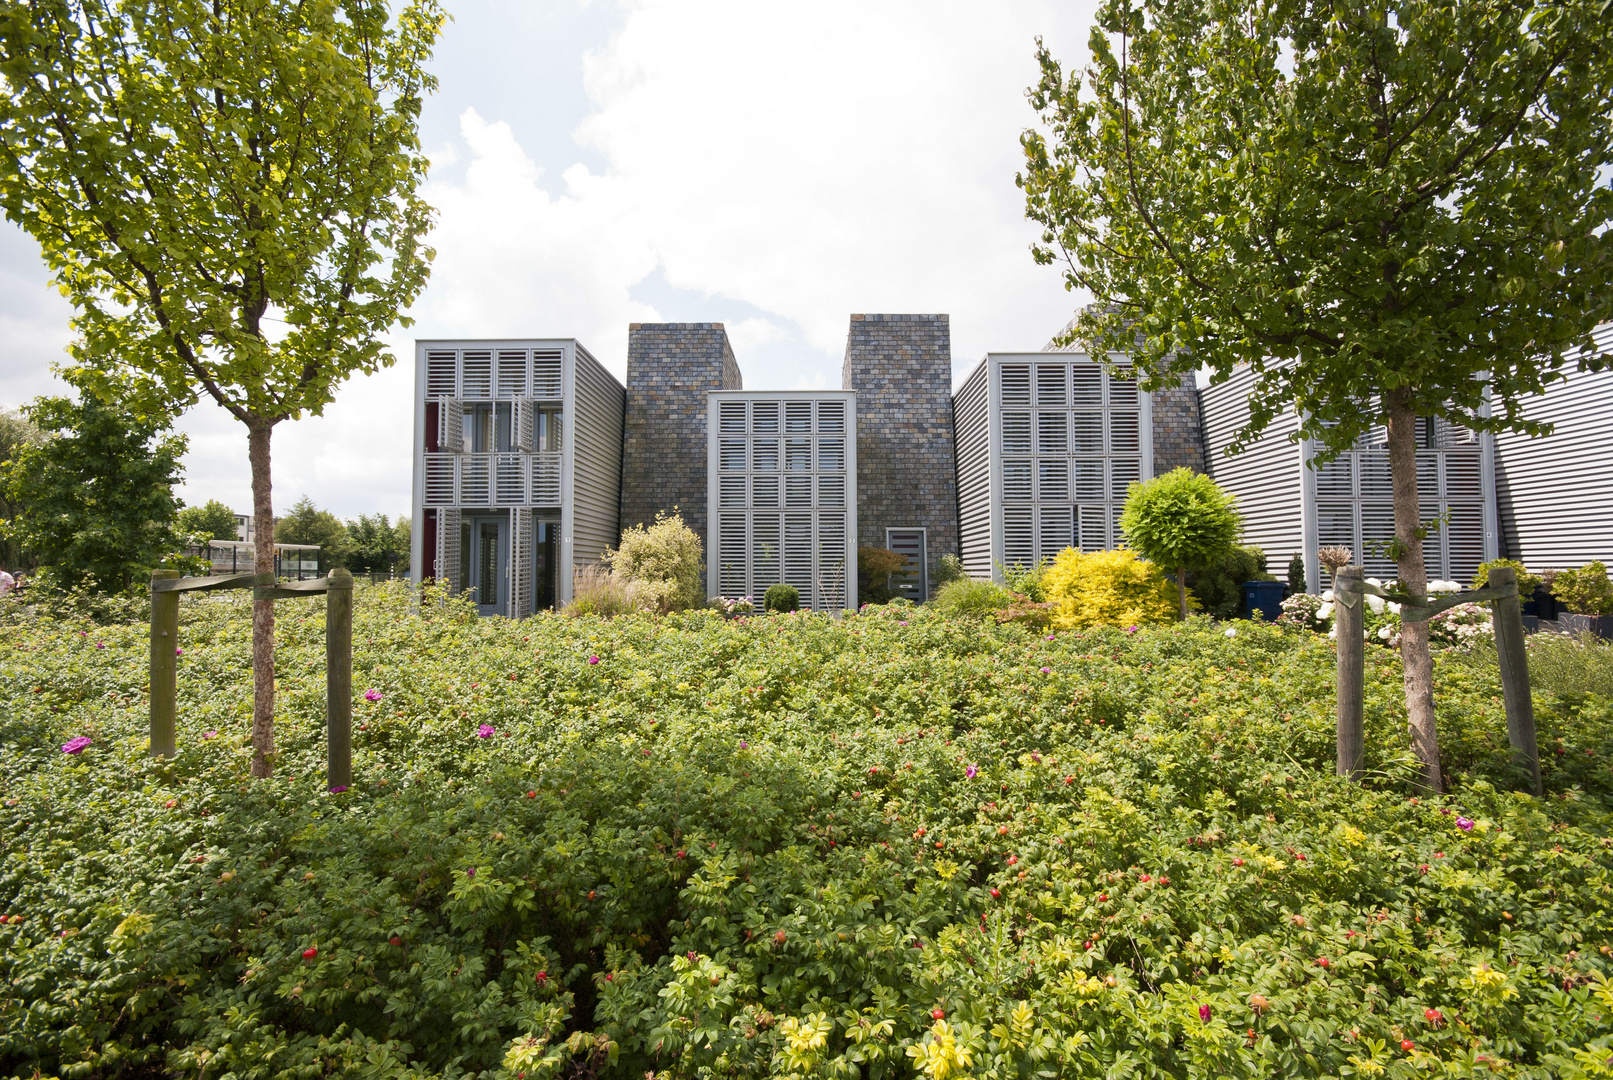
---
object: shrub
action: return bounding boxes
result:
[856,546,905,605]
[1550,562,1613,616]
[1001,558,1050,601]
[930,576,1012,617]
[931,553,965,589]
[608,509,704,613]
[1188,544,1275,620]
[1119,467,1242,617]
[1287,551,1306,594]
[1473,558,1541,597]
[563,563,642,618]
[763,582,799,612]
[1042,548,1181,630]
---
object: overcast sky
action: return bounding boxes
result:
[0,0,1098,519]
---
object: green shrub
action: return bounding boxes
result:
[1472,557,1541,596]
[1549,562,1613,616]
[3,584,1612,1080]
[856,546,905,605]
[931,576,1012,617]
[608,509,704,613]
[931,553,965,589]
[763,582,799,612]
[1119,467,1242,618]
[1000,558,1050,601]
[1287,551,1306,594]
[563,563,641,618]
[1189,544,1275,620]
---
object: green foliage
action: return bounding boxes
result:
[1453,631,1613,702]
[1119,469,1242,617]
[764,582,800,613]
[1287,552,1306,596]
[176,499,241,543]
[345,513,411,574]
[1000,559,1050,602]
[931,577,1014,618]
[931,554,965,590]
[275,496,353,570]
[0,395,188,593]
[1473,558,1542,597]
[1551,563,1613,617]
[1020,0,1613,459]
[1190,545,1275,621]
[1043,547,1182,630]
[858,547,906,605]
[609,510,705,613]
[3,591,1611,1078]
[0,406,43,571]
[564,564,641,619]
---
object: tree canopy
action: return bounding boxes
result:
[177,499,241,544]
[0,395,187,592]
[275,496,353,570]
[1120,467,1243,617]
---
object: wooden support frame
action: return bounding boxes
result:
[149,568,355,790]
[1333,564,1540,794]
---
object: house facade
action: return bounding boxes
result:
[409,318,1613,614]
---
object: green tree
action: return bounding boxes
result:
[0,395,187,592]
[0,0,444,776]
[177,499,242,543]
[1119,468,1242,618]
[0,406,43,570]
[608,509,705,613]
[346,512,409,574]
[276,496,352,571]
[1020,0,1613,791]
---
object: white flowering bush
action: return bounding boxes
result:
[1426,602,1494,651]
[710,596,755,618]
[1295,578,1487,651]
[1277,591,1325,629]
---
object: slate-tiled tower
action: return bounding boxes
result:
[622,323,742,557]
[1151,377,1206,475]
[841,314,960,596]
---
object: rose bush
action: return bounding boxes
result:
[1,583,1611,1079]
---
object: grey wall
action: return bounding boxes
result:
[1199,365,1306,570]
[1151,376,1206,475]
[952,358,992,580]
[570,343,626,570]
[840,314,961,580]
[622,323,742,557]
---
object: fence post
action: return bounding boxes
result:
[1335,567,1365,781]
[325,568,355,791]
[149,570,180,758]
[1487,566,1542,796]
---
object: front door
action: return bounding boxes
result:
[465,516,510,616]
[886,528,928,602]
[533,518,560,611]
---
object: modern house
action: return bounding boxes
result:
[408,339,625,616]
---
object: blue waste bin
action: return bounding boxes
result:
[1242,581,1287,621]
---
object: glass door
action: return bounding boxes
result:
[465,516,509,616]
[886,528,928,602]
[533,518,560,611]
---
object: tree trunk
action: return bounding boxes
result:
[1177,565,1188,619]
[1385,390,1442,793]
[248,421,277,778]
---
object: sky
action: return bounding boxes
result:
[0,0,1099,520]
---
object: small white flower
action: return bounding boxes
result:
[1317,603,1335,621]
[1378,625,1392,640]
[1387,601,1401,614]
[1366,577,1384,589]
[1322,590,1335,602]
[1225,627,1237,638]
[1366,594,1385,614]
[1327,627,1337,639]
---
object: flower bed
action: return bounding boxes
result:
[1,585,1611,1079]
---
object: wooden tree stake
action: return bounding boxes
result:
[1334,567,1365,781]
[325,569,355,791]
[1487,566,1542,795]
[149,570,180,757]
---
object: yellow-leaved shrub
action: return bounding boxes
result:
[1042,548,1183,630]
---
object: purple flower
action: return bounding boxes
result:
[476,724,496,738]
[1125,625,1138,634]
[587,655,600,665]
[61,736,92,754]
[1456,817,1474,831]
[687,951,698,961]
[94,642,105,650]
[898,621,909,627]
[965,765,978,779]
[328,785,348,794]
[1046,634,1055,641]
[1199,1004,1211,1022]
[363,689,382,702]
[466,867,476,878]
[1031,752,1042,763]
[175,647,183,656]
[202,730,218,740]
[739,740,749,749]
[1039,667,1052,674]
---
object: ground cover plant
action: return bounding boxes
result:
[3,585,1613,1079]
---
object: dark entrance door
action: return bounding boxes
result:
[533,519,560,611]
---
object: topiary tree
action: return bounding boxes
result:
[177,499,242,544]
[764,583,800,613]
[1287,553,1307,596]
[1473,558,1541,598]
[608,509,705,614]
[1119,468,1242,618]
[1042,548,1180,630]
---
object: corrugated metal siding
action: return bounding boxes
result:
[953,359,992,580]
[1494,323,1613,569]
[569,344,625,569]
[1200,366,1305,563]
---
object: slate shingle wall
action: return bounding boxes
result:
[1152,377,1206,475]
[840,314,960,581]
[622,323,741,560]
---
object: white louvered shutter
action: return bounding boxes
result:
[511,510,532,618]
[439,508,461,592]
